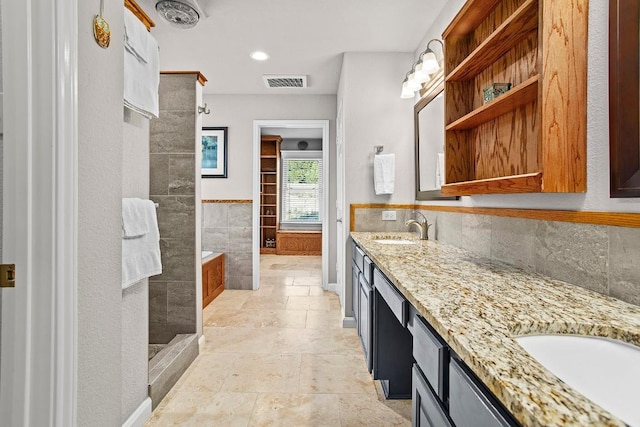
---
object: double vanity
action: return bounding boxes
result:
[351,232,640,427]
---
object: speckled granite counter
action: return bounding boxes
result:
[351,232,640,427]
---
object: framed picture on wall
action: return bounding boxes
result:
[202,127,228,178]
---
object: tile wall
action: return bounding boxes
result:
[353,207,640,307]
[202,201,253,290]
[149,74,198,343]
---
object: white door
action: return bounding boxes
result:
[335,102,346,310]
[0,0,77,425]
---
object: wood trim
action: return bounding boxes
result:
[124,0,155,31]
[160,71,208,86]
[441,173,543,196]
[202,200,252,204]
[349,203,640,231]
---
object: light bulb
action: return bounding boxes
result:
[400,81,415,99]
[422,51,440,74]
[414,63,431,84]
[407,71,421,91]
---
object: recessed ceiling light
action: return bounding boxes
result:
[250,51,270,61]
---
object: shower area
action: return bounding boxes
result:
[147,71,204,407]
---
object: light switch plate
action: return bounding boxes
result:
[382,210,396,221]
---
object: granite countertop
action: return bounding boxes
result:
[351,232,640,427]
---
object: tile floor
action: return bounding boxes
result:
[145,255,411,426]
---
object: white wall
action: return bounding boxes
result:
[77,0,123,424]
[338,52,415,317]
[201,94,336,200]
[121,109,150,423]
[339,52,416,230]
[415,0,640,214]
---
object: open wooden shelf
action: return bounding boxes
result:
[442,0,587,196]
[441,172,542,196]
[446,0,538,81]
[446,76,538,131]
[260,135,282,251]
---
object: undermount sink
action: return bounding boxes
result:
[515,334,640,426]
[373,238,416,245]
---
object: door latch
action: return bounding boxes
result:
[0,264,15,288]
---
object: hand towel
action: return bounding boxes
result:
[123,8,159,119]
[122,198,154,238]
[122,199,162,289]
[374,154,395,195]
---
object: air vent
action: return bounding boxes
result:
[263,75,308,88]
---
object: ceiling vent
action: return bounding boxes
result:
[263,75,308,89]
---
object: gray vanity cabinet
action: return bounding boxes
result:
[413,365,453,427]
[352,241,373,373]
[449,355,517,427]
[358,274,373,372]
[352,260,359,323]
[373,267,413,398]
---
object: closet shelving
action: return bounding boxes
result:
[260,135,282,254]
[441,0,587,196]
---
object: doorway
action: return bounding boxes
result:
[252,120,330,291]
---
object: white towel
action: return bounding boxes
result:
[122,199,162,289]
[122,198,153,237]
[123,8,159,119]
[374,154,395,195]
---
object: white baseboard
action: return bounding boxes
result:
[327,282,338,293]
[198,334,206,354]
[122,397,152,427]
[342,317,357,328]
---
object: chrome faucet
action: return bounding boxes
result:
[405,211,431,240]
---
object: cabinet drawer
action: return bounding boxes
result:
[413,315,448,400]
[412,365,453,427]
[449,356,517,427]
[359,274,373,372]
[354,246,365,272]
[363,256,373,284]
[373,268,407,326]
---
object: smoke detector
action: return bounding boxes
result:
[156,0,203,29]
[263,75,308,89]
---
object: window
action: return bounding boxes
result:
[281,151,322,228]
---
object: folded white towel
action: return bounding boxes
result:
[122,199,162,289]
[374,154,395,195]
[123,8,159,119]
[122,198,154,237]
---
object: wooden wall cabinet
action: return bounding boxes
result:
[260,135,282,254]
[203,253,224,309]
[441,0,587,196]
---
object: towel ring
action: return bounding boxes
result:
[374,145,384,154]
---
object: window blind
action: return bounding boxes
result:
[281,151,323,224]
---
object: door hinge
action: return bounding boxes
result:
[0,264,15,288]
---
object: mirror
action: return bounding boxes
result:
[414,81,458,200]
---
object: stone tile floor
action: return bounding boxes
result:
[145,255,411,426]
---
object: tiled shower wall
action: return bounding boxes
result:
[149,74,198,344]
[353,207,640,307]
[202,201,253,290]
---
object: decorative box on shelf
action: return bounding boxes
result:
[482,83,512,104]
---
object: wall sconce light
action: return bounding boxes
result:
[401,39,444,99]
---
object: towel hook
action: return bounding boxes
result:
[374,145,384,155]
[198,103,211,115]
